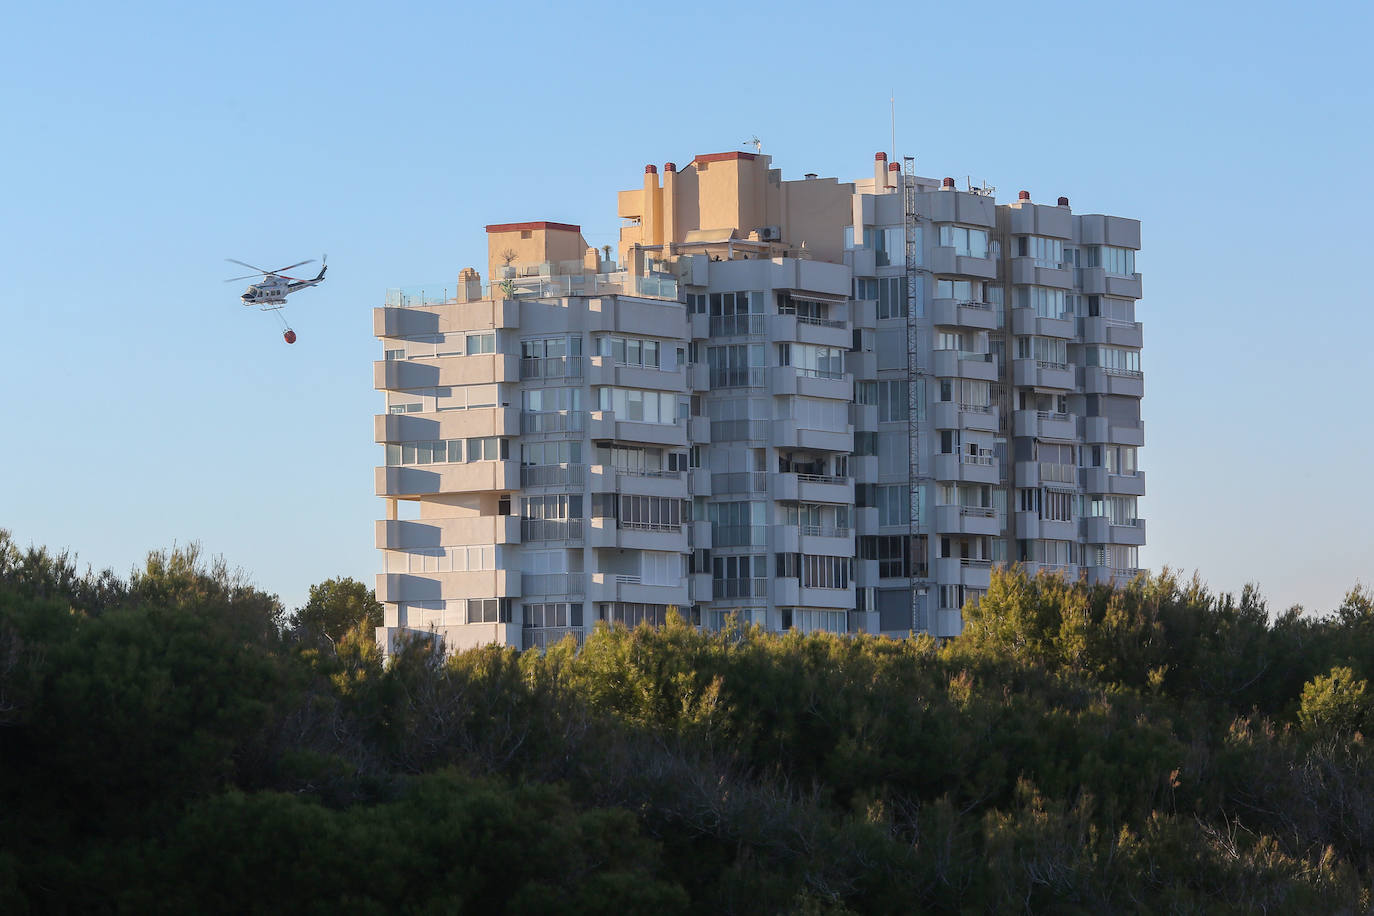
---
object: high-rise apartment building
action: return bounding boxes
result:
[373,150,1144,654]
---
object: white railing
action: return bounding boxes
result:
[959,506,996,518]
[523,573,586,596]
[614,574,642,585]
[1036,410,1071,422]
[959,402,992,414]
[1039,462,1076,483]
[958,299,993,310]
[961,452,995,466]
[523,627,585,651]
[385,271,679,306]
[709,314,766,337]
[709,367,768,387]
[1103,367,1143,378]
[520,464,587,488]
[713,577,768,599]
[796,473,851,486]
[619,520,682,533]
[795,314,846,328]
[960,558,992,568]
[521,410,586,434]
[520,356,584,380]
[794,366,846,380]
[521,518,583,541]
[1036,360,1069,371]
[800,525,852,538]
[712,472,768,494]
[615,466,682,479]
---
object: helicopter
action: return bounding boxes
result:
[225,255,328,343]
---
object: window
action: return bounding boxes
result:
[876,277,907,319]
[877,485,909,527]
[525,602,583,629]
[1085,495,1138,526]
[801,554,852,589]
[1014,286,1070,320]
[788,343,845,379]
[521,440,581,467]
[685,292,707,314]
[935,279,984,302]
[877,380,908,422]
[1085,346,1141,374]
[596,387,679,424]
[707,343,765,386]
[466,598,512,624]
[1018,236,1063,268]
[598,335,662,369]
[938,225,989,258]
[465,332,495,355]
[860,535,912,578]
[713,554,765,598]
[1016,336,1068,366]
[788,397,848,431]
[1043,489,1075,522]
[1083,245,1136,276]
[855,381,877,405]
[618,495,683,530]
[465,437,509,461]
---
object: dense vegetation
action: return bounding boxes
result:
[2,530,1373,913]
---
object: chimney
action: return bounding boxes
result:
[887,161,900,190]
[1018,190,1031,202]
[874,152,887,188]
[643,165,661,247]
[1057,196,1070,208]
[662,163,677,245]
[941,177,955,191]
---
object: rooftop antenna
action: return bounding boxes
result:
[743,135,762,153]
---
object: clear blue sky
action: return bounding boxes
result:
[3,0,1370,616]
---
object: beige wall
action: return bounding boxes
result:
[486,222,592,281]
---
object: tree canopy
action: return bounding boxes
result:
[2,530,1373,913]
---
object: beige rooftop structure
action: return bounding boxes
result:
[373,146,1146,654]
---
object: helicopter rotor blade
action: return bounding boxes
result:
[269,259,315,275]
[225,272,266,282]
[226,257,272,275]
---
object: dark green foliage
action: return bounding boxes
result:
[2,532,1373,913]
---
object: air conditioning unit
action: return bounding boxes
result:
[756,225,782,242]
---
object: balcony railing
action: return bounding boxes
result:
[713,577,768,599]
[710,419,768,441]
[712,472,768,494]
[960,558,993,568]
[958,402,992,414]
[1039,462,1076,483]
[958,299,993,310]
[520,464,587,488]
[709,315,766,337]
[615,467,682,479]
[1036,410,1071,422]
[796,473,850,485]
[1036,360,1069,371]
[1103,367,1143,378]
[521,518,584,541]
[800,524,852,538]
[959,506,996,518]
[386,270,679,306]
[523,627,586,651]
[961,452,996,466]
[619,520,683,533]
[711,524,769,547]
[795,315,846,328]
[794,366,846,380]
[709,367,767,387]
[523,573,586,596]
[521,410,587,435]
[521,356,584,380]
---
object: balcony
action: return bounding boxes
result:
[931,350,997,382]
[375,407,520,443]
[520,517,585,543]
[688,519,712,549]
[1084,367,1144,398]
[770,313,851,349]
[523,627,586,651]
[521,410,587,436]
[933,452,998,485]
[1083,566,1145,588]
[1010,257,1074,289]
[1012,410,1077,440]
[1081,316,1144,349]
[768,366,852,401]
[587,517,688,552]
[522,572,587,597]
[711,471,769,496]
[932,401,997,433]
[373,299,519,338]
[933,557,992,589]
[585,357,687,392]
[932,504,1002,537]
[711,577,769,601]
[771,420,853,453]
[1012,512,1077,542]
[708,524,769,549]
[771,578,855,610]
[520,355,585,383]
[770,471,854,504]
[1080,467,1147,497]
[588,464,686,498]
[930,298,997,331]
[520,464,588,489]
[1078,267,1142,299]
[376,461,519,497]
[587,411,688,447]
[1081,416,1145,447]
[589,573,689,606]
[1011,358,1074,390]
[928,246,997,279]
[375,568,521,604]
[1081,516,1147,546]
[1014,461,1077,488]
[375,515,521,549]
[708,314,766,338]
[688,572,713,603]
[687,467,712,496]
[374,353,519,390]
[1010,307,1075,340]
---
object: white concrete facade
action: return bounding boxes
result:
[373,152,1144,652]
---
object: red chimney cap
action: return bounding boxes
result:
[875,151,887,160]
[888,162,901,171]
[664,162,676,173]
[1018,190,1031,201]
[942,177,955,188]
[645,164,657,174]
[1057,196,1070,207]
